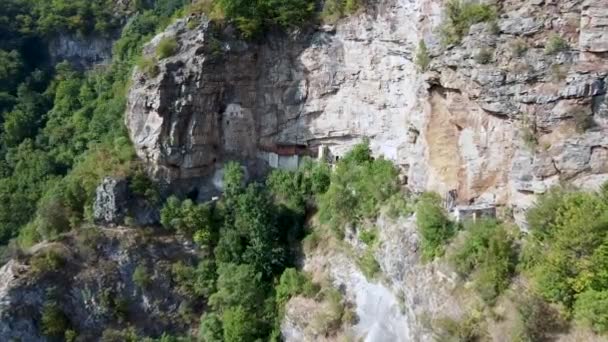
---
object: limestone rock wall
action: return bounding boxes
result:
[126,0,608,219]
[124,1,608,340]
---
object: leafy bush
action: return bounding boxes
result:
[474,48,493,64]
[199,313,223,342]
[321,0,362,24]
[416,192,455,260]
[215,0,316,37]
[160,196,214,243]
[359,228,378,246]
[440,0,497,45]
[357,249,381,280]
[433,312,487,342]
[129,168,160,204]
[415,40,431,71]
[545,35,569,55]
[574,290,608,334]
[275,268,318,307]
[30,249,66,275]
[450,219,517,304]
[132,264,151,289]
[318,140,400,234]
[524,186,608,312]
[41,301,70,337]
[513,293,566,342]
[156,36,179,59]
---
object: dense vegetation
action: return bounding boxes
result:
[0,0,191,256]
[156,160,330,341]
[415,183,608,338]
[523,186,608,334]
[318,140,401,235]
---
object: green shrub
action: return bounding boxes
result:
[450,219,517,304]
[132,264,151,289]
[513,293,566,342]
[30,249,66,275]
[156,36,179,59]
[545,35,569,55]
[416,192,455,260]
[275,268,318,307]
[511,38,528,57]
[415,40,431,71]
[222,306,259,342]
[321,0,362,24]
[65,329,77,342]
[474,48,493,64]
[440,0,497,45]
[160,197,214,242]
[525,187,608,309]
[215,0,316,37]
[473,226,517,304]
[357,249,381,280]
[171,260,216,299]
[137,57,160,77]
[359,228,378,246]
[318,140,400,234]
[129,168,160,204]
[41,301,70,337]
[433,313,487,342]
[574,290,608,334]
[199,313,223,342]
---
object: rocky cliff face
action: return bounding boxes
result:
[120,0,608,340]
[0,228,199,341]
[126,0,608,224]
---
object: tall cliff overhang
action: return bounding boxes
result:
[125,0,608,220]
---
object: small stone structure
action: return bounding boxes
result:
[451,204,497,222]
[258,143,316,171]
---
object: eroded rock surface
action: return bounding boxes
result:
[0,229,198,341]
[126,0,608,221]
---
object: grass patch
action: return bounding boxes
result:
[137,57,159,77]
[544,35,569,55]
[357,249,381,280]
[415,40,431,71]
[433,311,487,342]
[474,48,493,64]
[156,36,178,59]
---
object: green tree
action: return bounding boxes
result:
[41,301,70,337]
[222,306,259,342]
[199,313,223,342]
[574,290,608,334]
[416,192,455,260]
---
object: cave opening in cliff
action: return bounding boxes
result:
[187,188,199,201]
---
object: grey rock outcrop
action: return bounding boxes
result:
[94,177,129,225]
[93,177,160,226]
[0,229,199,341]
[126,0,608,218]
[49,34,115,69]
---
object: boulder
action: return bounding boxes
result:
[93,177,129,225]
